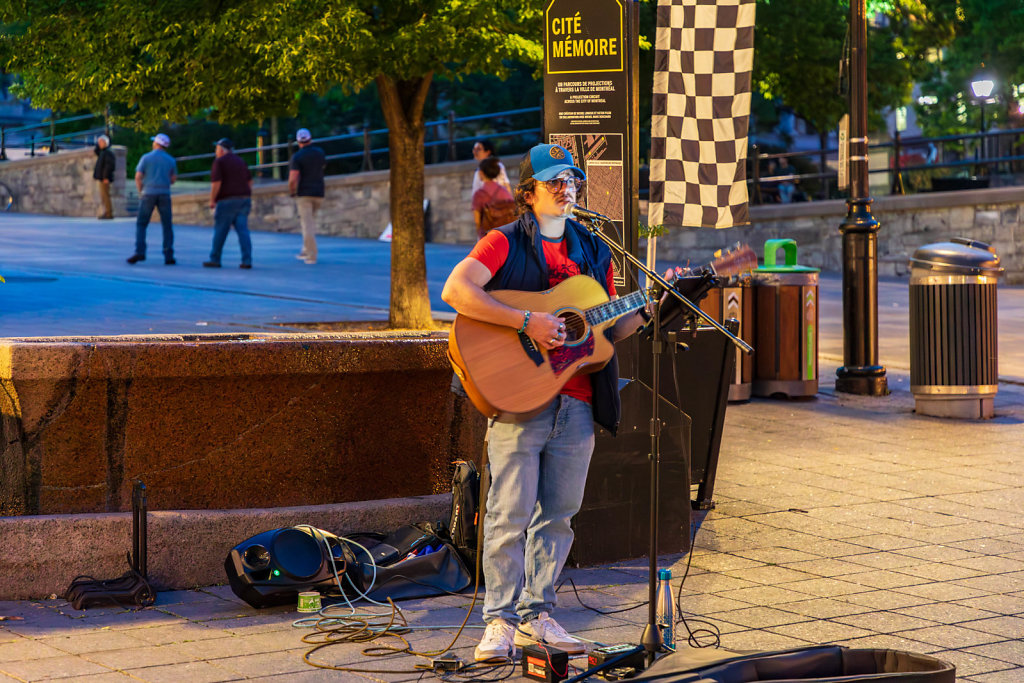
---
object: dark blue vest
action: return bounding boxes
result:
[486,213,621,434]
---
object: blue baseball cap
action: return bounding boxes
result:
[520,144,585,182]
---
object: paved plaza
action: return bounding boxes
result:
[0,215,1023,681]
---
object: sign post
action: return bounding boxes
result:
[544,0,640,293]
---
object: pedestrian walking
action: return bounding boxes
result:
[471,157,516,240]
[127,133,177,265]
[93,134,115,219]
[471,139,510,196]
[203,138,253,269]
[288,128,325,265]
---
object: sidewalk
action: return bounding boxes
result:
[0,215,1022,681]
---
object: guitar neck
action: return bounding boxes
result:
[585,289,647,327]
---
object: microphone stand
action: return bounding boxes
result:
[571,214,752,675]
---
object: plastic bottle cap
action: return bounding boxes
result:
[658,568,672,580]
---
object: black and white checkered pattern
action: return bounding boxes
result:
[648,0,755,229]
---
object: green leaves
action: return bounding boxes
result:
[0,0,542,129]
[753,0,958,136]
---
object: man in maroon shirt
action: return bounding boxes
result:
[203,138,253,269]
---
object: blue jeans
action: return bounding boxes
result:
[210,197,252,265]
[135,194,173,257]
[482,396,595,624]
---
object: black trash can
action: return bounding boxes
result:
[909,238,1002,419]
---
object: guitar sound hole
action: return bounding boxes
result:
[558,312,587,344]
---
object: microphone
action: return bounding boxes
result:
[570,204,611,223]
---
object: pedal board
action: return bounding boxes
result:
[588,644,646,680]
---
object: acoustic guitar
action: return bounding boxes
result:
[448,244,757,421]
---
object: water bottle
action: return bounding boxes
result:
[655,568,674,649]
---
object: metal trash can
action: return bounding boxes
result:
[909,238,1002,419]
[699,275,754,401]
[753,239,819,398]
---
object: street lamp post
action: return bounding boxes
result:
[970,77,994,168]
[836,0,888,396]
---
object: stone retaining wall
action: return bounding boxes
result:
[172,159,519,245]
[0,146,129,217]
[650,187,1024,284]
[5,148,1021,282]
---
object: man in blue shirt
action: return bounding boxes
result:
[128,133,177,265]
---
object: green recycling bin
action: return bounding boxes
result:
[752,239,819,398]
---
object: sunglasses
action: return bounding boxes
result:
[540,177,583,192]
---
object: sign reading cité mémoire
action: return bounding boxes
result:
[546,2,624,74]
[544,0,636,290]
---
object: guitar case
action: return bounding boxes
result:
[632,645,954,682]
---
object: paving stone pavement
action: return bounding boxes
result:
[2,359,1022,681]
[1,214,1023,680]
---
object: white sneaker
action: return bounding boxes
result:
[514,612,585,654]
[302,257,317,265]
[295,253,308,260]
[475,618,516,661]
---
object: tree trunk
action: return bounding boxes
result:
[377,73,435,330]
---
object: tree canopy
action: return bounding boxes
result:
[0,1,543,328]
[752,0,957,138]
[915,0,1024,136]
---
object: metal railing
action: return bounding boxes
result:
[175,106,543,181]
[749,127,1024,203]
[0,113,107,160]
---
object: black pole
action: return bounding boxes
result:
[0,126,7,161]
[362,125,374,171]
[836,0,887,396]
[979,101,987,173]
[640,283,664,665]
[751,145,761,205]
[447,110,456,161]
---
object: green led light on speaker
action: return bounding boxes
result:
[273,570,280,577]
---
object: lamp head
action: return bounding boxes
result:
[971,78,995,99]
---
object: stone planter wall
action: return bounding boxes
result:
[0,332,486,517]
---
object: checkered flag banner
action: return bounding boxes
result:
[648,0,756,229]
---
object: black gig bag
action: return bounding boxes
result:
[446,460,481,570]
[347,523,472,602]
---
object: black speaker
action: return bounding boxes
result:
[224,526,358,608]
[569,323,737,566]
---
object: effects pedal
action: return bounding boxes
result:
[588,644,646,678]
[522,643,569,683]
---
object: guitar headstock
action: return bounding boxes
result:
[664,243,757,284]
[709,243,757,278]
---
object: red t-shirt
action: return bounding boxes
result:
[468,229,616,404]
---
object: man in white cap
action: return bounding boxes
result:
[442,143,649,662]
[93,134,115,219]
[288,128,326,264]
[128,133,177,265]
